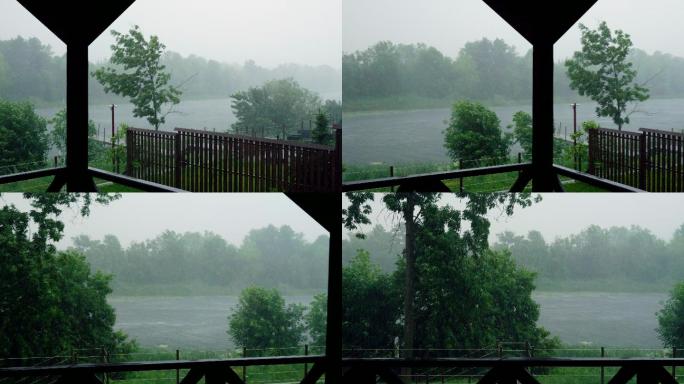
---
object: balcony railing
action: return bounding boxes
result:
[0,355,325,384]
[342,162,643,192]
[342,357,683,383]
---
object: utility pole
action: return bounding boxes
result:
[572,103,578,169]
[110,104,117,147]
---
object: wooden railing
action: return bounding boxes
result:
[126,127,341,192]
[0,355,326,384]
[588,128,684,192]
[342,162,642,192]
[342,357,683,383]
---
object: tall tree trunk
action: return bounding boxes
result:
[401,193,416,382]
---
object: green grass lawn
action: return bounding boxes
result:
[101,348,324,384]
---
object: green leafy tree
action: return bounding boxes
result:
[48,108,99,159]
[306,293,327,347]
[344,193,541,360]
[228,287,306,353]
[510,111,533,160]
[312,110,332,145]
[93,26,181,130]
[0,193,134,358]
[657,282,684,347]
[230,78,321,137]
[342,250,400,350]
[0,100,49,173]
[565,22,649,130]
[444,101,511,168]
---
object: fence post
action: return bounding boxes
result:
[174,133,182,189]
[639,132,647,190]
[125,129,133,176]
[587,129,595,174]
[334,125,342,191]
[176,349,180,384]
[243,347,247,383]
[673,347,677,379]
[304,344,309,377]
[600,346,605,384]
[101,347,108,384]
[459,159,464,193]
[390,166,395,192]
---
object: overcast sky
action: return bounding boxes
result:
[344,193,684,244]
[343,0,684,60]
[0,193,328,250]
[0,0,341,68]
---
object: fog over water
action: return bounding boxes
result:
[1,0,342,68]
[345,194,684,245]
[0,194,327,249]
[343,0,684,60]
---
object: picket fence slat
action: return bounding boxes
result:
[588,128,684,192]
[124,127,339,192]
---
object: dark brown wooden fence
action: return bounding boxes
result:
[588,127,684,192]
[125,127,341,192]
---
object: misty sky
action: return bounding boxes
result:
[344,194,684,244]
[343,0,684,60]
[0,193,328,250]
[0,0,341,68]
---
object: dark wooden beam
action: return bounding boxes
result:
[16,1,136,45]
[343,163,531,192]
[300,361,326,384]
[88,168,183,192]
[0,356,324,377]
[531,42,555,191]
[481,0,599,44]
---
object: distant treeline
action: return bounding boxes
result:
[344,224,684,291]
[495,225,684,291]
[71,225,328,295]
[343,39,684,110]
[0,36,341,105]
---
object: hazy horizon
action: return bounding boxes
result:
[0,0,342,69]
[344,194,684,244]
[343,0,684,61]
[0,194,328,250]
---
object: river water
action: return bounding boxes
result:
[109,291,666,350]
[343,98,684,165]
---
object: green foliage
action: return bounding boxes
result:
[0,37,65,103]
[342,39,530,107]
[343,225,403,273]
[657,282,684,347]
[48,108,98,157]
[306,293,327,347]
[230,78,322,137]
[312,110,332,145]
[228,287,306,352]
[510,111,533,160]
[0,51,8,94]
[496,224,684,290]
[74,225,329,293]
[342,193,550,353]
[565,22,649,130]
[93,26,181,130]
[444,101,511,167]
[0,193,133,358]
[0,100,49,172]
[342,250,400,350]
[106,123,129,173]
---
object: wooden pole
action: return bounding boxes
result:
[176,349,180,384]
[243,347,247,383]
[600,346,605,384]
